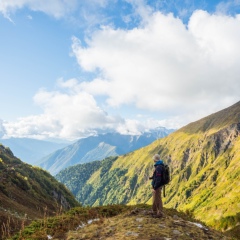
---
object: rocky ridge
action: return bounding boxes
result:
[67,209,230,240]
[10,205,233,240]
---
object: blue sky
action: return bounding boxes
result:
[0,0,240,140]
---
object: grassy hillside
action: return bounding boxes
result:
[10,204,233,240]
[0,144,80,239]
[56,101,240,233]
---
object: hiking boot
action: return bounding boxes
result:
[152,211,164,218]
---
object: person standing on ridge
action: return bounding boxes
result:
[150,153,164,218]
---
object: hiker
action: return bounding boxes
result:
[150,154,164,218]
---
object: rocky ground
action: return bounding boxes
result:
[65,208,231,240]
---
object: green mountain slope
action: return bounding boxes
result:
[0,144,80,238]
[56,101,240,232]
[180,100,240,133]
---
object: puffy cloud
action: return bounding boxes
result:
[116,119,144,135]
[33,86,113,131]
[72,10,240,120]
[2,5,240,140]
[4,77,173,140]
[2,79,142,140]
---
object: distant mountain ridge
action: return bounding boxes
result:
[0,138,69,165]
[56,101,240,232]
[37,127,174,175]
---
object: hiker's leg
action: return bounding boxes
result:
[158,188,163,215]
[152,190,157,214]
[155,188,163,216]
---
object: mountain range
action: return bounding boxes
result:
[0,137,69,165]
[56,101,240,233]
[1,144,233,240]
[37,127,174,175]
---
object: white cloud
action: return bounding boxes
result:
[2,5,240,140]
[4,76,183,140]
[116,119,144,135]
[3,77,176,140]
[72,10,240,121]
[0,0,78,19]
[2,79,145,140]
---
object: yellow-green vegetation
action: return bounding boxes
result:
[56,101,240,234]
[10,204,232,240]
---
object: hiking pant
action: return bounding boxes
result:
[152,187,163,215]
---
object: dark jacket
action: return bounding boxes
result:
[152,160,164,190]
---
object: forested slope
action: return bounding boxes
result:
[0,144,80,238]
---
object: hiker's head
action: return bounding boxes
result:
[152,154,160,162]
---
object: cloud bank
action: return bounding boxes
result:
[2,79,124,140]
[72,10,240,113]
[2,79,159,140]
[1,2,240,140]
